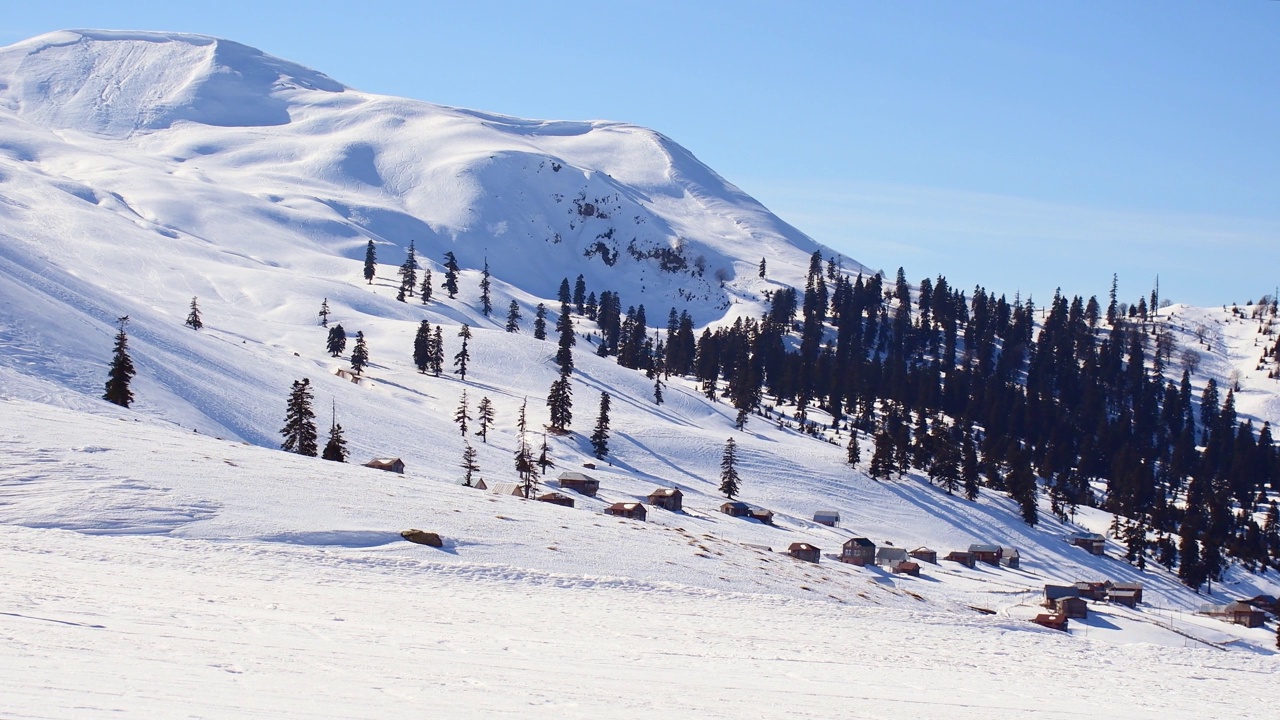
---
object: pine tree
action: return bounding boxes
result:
[573,274,587,314]
[350,331,369,374]
[280,378,318,456]
[547,376,573,432]
[1008,449,1039,526]
[318,298,331,327]
[326,324,347,357]
[103,316,136,408]
[476,396,495,443]
[505,300,522,333]
[429,327,445,376]
[413,320,432,373]
[591,392,611,459]
[322,412,348,462]
[961,428,980,500]
[185,297,203,330]
[758,257,766,279]
[653,375,664,405]
[537,432,554,475]
[719,437,741,499]
[533,303,548,340]
[554,303,575,376]
[461,442,480,487]
[868,430,897,481]
[514,399,535,495]
[846,431,861,466]
[479,258,492,316]
[420,268,433,304]
[454,390,471,436]
[442,251,460,298]
[454,324,471,380]
[930,437,962,495]
[363,239,377,284]
[398,240,419,299]
[558,277,572,306]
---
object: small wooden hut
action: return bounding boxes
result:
[363,458,405,474]
[557,471,600,497]
[840,537,876,566]
[606,502,647,521]
[647,487,683,512]
[909,547,937,564]
[812,510,840,527]
[536,492,575,508]
[788,542,821,563]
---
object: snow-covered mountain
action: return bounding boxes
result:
[1,30,1278,715]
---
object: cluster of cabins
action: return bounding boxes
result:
[1037,581,1145,630]
[1197,596,1276,628]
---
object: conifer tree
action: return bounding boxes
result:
[869,430,897,481]
[480,257,492,316]
[454,390,471,436]
[350,331,369,374]
[555,303,575,376]
[429,326,445,376]
[537,432,554,475]
[719,437,741,499]
[280,378,318,456]
[558,278,572,306]
[505,300,522,333]
[461,442,480,487]
[547,376,573,432]
[326,324,347,357]
[653,375,664,405]
[318,298,331,327]
[185,297,203,330]
[930,437,962,495]
[103,316,136,408]
[363,239,377,284]
[533,303,548,340]
[846,431,861,466]
[573,274,587,314]
[442,251,460,298]
[1008,449,1039,526]
[413,320,432,373]
[476,396,495,443]
[454,324,471,379]
[514,399,536,494]
[398,240,419,299]
[420,268,433,304]
[962,428,980,500]
[591,392,611,459]
[758,257,766,279]
[322,403,348,463]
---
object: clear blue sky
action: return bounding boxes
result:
[4,1,1278,307]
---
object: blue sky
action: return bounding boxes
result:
[4,1,1277,306]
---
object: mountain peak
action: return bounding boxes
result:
[0,29,345,137]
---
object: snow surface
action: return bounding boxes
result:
[1,30,1278,717]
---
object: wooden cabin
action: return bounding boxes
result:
[1054,597,1089,619]
[557,471,600,496]
[945,551,976,569]
[606,502,647,521]
[812,510,840,527]
[909,547,937,564]
[1107,582,1143,605]
[1044,585,1081,603]
[968,544,1002,565]
[1200,602,1268,628]
[1066,532,1106,555]
[363,458,405,474]
[748,507,774,525]
[1108,589,1140,608]
[892,561,921,577]
[1032,613,1068,632]
[1000,548,1021,569]
[457,478,488,490]
[876,547,909,567]
[536,492,575,508]
[1073,581,1108,601]
[647,487,683,512]
[721,501,751,517]
[489,482,527,497]
[840,537,876,566]
[788,542,821,563]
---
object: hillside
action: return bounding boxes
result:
[0,29,1278,716]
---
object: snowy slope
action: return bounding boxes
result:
[1,30,1279,714]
